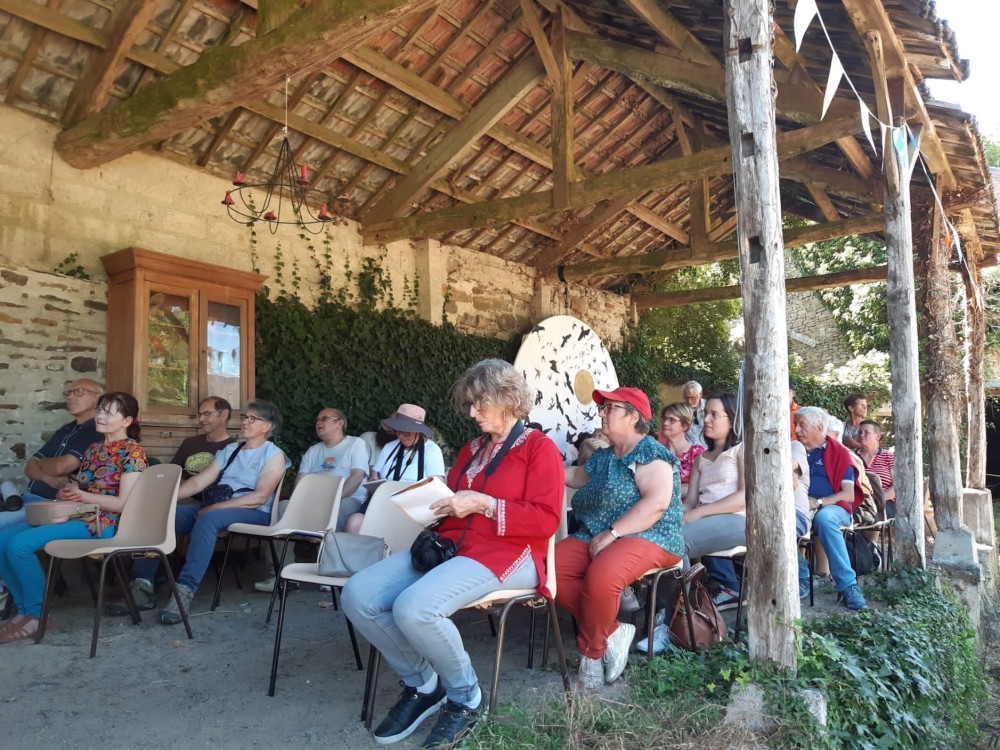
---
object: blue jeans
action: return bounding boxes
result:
[341,552,537,705]
[813,504,856,592]
[795,510,810,587]
[0,493,45,532]
[0,519,115,617]
[133,504,268,592]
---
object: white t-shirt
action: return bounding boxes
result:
[790,440,811,519]
[373,438,445,481]
[298,436,369,502]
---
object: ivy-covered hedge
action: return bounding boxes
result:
[255,292,515,465]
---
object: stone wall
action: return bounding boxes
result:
[784,251,854,374]
[0,264,107,489]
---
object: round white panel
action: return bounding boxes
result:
[514,315,619,464]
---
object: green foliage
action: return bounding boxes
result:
[53,252,90,280]
[790,234,889,356]
[794,352,892,429]
[254,291,514,466]
[639,263,743,382]
[983,136,1000,168]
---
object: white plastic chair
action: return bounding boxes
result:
[210,473,343,614]
[36,464,193,657]
[268,481,421,699]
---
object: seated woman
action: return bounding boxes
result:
[682,392,746,610]
[345,403,446,534]
[0,392,147,641]
[656,402,705,497]
[857,419,894,511]
[557,387,683,689]
[342,360,562,749]
[128,400,289,624]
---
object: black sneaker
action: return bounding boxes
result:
[373,683,446,745]
[421,700,482,749]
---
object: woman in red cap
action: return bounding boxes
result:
[557,386,683,690]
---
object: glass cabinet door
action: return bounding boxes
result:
[146,288,197,409]
[204,298,246,410]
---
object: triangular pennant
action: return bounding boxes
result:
[794,0,819,52]
[859,100,877,155]
[821,51,844,119]
[879,122,889,161]
[906,124,923,176]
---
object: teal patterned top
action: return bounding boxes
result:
[571,435,684,556]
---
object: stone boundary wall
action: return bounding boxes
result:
[784,250,853,374]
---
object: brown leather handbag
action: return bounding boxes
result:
[668,562,727,651]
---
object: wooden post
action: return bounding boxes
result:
[883,128,924,566]
[922,203,966,531]
[724,0,797,669]
[964,262,987,490]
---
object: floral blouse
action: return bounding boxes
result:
[571,436,684,557]
[76,438,148,535]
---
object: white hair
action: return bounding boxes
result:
[682,380,703,396]
[826,416,844,440]
[795,405,830,430]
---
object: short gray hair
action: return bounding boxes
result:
[826,416,844,438]
[452,359,534,420]
[794,405,830,431]
[682,380,703,396]
[245,399,283,438]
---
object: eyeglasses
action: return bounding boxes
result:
[597,403,634,416]
[194,409,222,419]
[704,410,729,420]
[239,414,271,424]
[316,416,342,423]
[661,416,681,424]
[63,388,98,398]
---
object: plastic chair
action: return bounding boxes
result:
[268,481,421,700]
[362,533,570,725]
[210,473,343,613]
[36,464,194,657]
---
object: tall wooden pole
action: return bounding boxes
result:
[724,0,797,669]
[923,204,965,532]
[964,262,987,490]
[884,119,925,567]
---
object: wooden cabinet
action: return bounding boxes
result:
[102,248,266,461]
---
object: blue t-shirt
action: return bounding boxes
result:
[570,435,684,557]
[214,441,290,515]
[29,418,102,498]
[807,443,855,498]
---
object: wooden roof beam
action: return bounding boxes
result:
[560,214,886,281]
[55,0,437,168]
[62,0,159,126]
[362,53,545,222]
[363,112,862,245]
[621,0,717,68]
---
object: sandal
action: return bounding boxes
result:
[0,615,52,643]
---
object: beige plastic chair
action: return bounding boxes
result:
[211,473,342,614]
[362,533,570,724]
[36,464,193,657]
[268,480,421,699]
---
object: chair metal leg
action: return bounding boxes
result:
[546,599,571,696]
[487,613,497,637]
[266,538,293,624]
[526,606,537,669]
[212,534,237,611]
[113,555,141,625]
[160,553,194,640]
[80,557,99,604]
[344,605,364,671]
[362,646,382,728]
[269,577,289,696]
[733,556,747,643]
[35,556,57,645]
[486,597,520,718]
[90,556,113,658]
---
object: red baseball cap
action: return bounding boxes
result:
[592,387,652,420]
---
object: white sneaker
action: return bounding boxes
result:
[0,480,19,501]
[577,656,604,691]
[602,621,635,684]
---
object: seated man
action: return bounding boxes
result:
[0,379,103,531]
[172,397,236,479]
[794,406,867,611]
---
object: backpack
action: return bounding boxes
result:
[845,531,882,575]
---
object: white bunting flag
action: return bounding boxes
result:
[859,100,877,155]
[793,0,819,52]
[821,51,844,119]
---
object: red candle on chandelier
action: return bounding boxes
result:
[221,191,235,206]
[233,171,246,186]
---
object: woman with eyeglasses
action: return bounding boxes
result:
[125,399,290,625]
[656,403,705,498]
[682,392,746,611]
[0,391,147,642]
[556,387,683,689]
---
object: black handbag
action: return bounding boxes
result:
[202,443,253,505]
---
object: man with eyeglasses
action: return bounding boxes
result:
[171,397,236,479]
[0,380,103,531]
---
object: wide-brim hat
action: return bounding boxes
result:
[592,387,652,421]
[382,403,433,438]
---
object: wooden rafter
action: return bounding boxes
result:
[560,214,887,280]
[621,0,717,68]
[363,112,863,245]
[55,0,439,168]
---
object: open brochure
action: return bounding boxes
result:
[389,477,454,526]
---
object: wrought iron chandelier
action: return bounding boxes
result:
[222,77,349,235]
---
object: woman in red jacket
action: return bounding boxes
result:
[342,359,563,750]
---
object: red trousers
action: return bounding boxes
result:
[554,536,680,658]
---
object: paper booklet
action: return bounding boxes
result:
[389,477,454,526]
